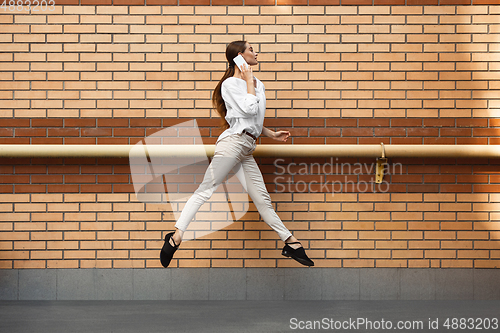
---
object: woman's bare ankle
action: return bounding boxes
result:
[171,229,183,246]
[285,235,302,249]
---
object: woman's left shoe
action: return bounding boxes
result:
[282,242,314,267]
[160,232,179,268]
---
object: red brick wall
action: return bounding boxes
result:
[1,4,499,269]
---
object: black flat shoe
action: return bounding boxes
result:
[160,232,179,268]
[282,241,314,267]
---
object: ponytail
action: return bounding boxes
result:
[212,40,247,132]
[212,65,235,131]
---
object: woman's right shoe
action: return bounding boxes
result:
[282,242,314,267]
[160,232,179,268]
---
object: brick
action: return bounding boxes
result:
[359,212,390,220]
[13,260,45,269]
[343,240,374,249]
[407,260,430,268]
[408,221,440,230]
[326,231,358,239]
[425,250,457,258]
[441,260,473,268]
[211,259,243,268]
[342,222,375,231]
[311,240,342,249]
[31,251,63,260]
[423,193,456,202]
[14,241,45,250]
[326,250,357,258]
[342,203,373,211]
[376,221,407,230]
[64,250,96,259]
[359,231,391,239]
[47,241,79,250]
[441,241,473,249]
[407,202,438,211]
[473,260,500,269]
[342,259,374,268]
[376,260,408,268]
[441,222,472,231]
[375,241,407,249]
[391,193,423,202]
[457,212,488,221]
[31,232,63,241]
[13,222,46,231]
[393,231,423,239]
[392,250,423,259]
[474,203,500,211]
[458,250,489,259]
[47,260,79,269]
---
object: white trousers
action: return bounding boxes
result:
[174,132,293,242]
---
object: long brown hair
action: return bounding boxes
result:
[212,40,248,131]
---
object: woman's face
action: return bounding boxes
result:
[239,43,258,66]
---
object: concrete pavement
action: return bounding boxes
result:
[1,300,499,333]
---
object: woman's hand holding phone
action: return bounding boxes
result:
[233,54,256,94]
[240,63,253,83]
[241,63,257,95]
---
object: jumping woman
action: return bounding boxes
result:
[160,40,314,268]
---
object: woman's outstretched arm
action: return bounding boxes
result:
[262,126,290,142]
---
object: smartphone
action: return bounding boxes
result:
[233,54,249,72]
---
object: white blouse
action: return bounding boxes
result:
[216,76,266,145]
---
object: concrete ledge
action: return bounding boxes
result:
[1,268,499,300]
